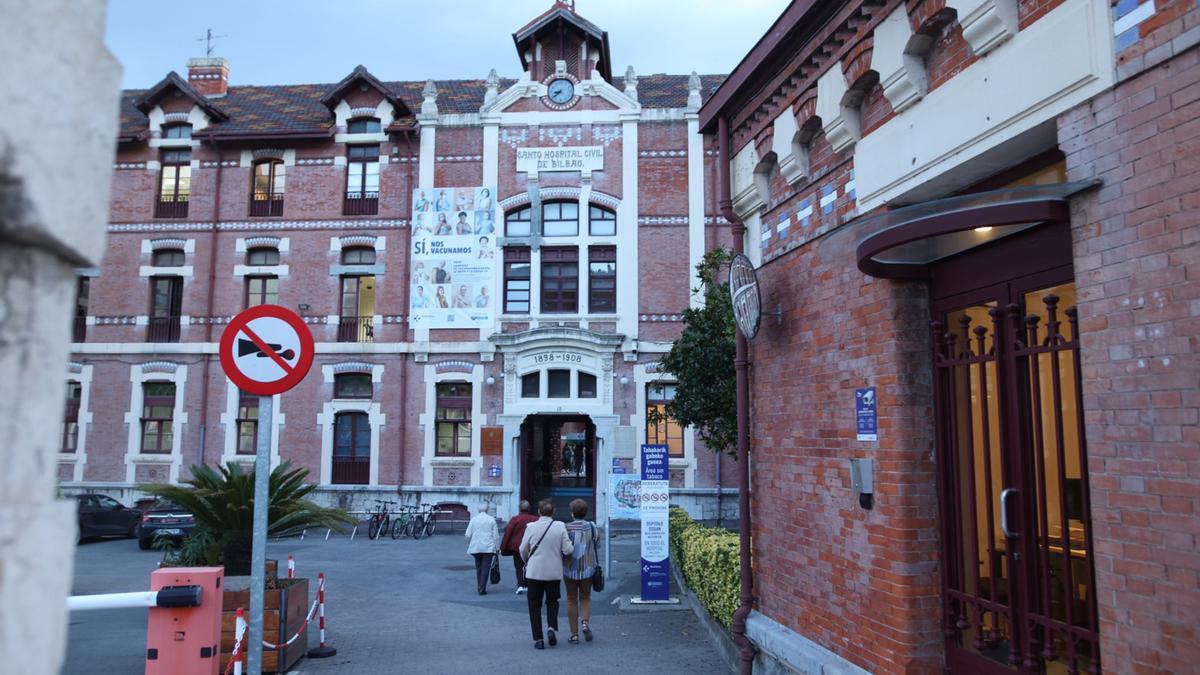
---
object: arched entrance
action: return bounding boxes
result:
[519,414,597,518]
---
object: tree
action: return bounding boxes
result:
[649,248,737,456]
[146,462,355,575]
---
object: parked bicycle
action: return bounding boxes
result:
[367,499,396,540]
[410,502,438,540]
[390,504,418,540]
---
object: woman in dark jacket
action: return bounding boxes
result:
[500,500,539,594]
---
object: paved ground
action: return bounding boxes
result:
[65,525,727,674]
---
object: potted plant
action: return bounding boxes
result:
[147,462,353,673]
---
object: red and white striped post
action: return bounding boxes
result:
[229,607,247,675]
[287,554,295,580]
[306,572,337,658]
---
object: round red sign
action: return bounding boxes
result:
[219,305,315,396]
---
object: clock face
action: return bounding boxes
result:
[547,78,575,104]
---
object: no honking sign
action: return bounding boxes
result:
[219,305,314,396]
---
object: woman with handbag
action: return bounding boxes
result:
[563,498,601,644]
[465,505,499,595]
[501,500,539,594]
[519,499,573,650]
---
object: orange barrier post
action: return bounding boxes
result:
[306,572,337,658]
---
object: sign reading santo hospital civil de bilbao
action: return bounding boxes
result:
[516,146,604,173]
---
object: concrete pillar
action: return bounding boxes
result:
[0,1,121,671]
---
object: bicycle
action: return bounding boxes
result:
[367,499,395,540]
[411,503,438,540]
[390,504,418,540]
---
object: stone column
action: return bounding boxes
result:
[0,1,121,671]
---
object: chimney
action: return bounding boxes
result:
[187,57,230,97]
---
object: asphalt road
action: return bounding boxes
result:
[65,525,728,674]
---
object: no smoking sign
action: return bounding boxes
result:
[219,305,314,396]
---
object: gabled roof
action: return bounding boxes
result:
[512,3,612,81]
[131,71,229,122]
[116,74,725,142]
[319,65,412,118]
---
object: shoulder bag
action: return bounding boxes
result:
[590,522,605,592]
[524,520,553,563]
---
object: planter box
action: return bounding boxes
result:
[219,564,309,674]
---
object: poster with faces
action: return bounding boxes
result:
[409,187,496,328]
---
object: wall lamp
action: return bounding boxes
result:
[485,376,496,385]
[619,376,629,386]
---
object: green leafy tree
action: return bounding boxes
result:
[649,248,737,456]
[146,462,355,575]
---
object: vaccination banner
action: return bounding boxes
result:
[409,186,497,328]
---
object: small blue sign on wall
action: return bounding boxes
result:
[856,387,878,441]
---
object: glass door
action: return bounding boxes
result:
[933,275,1098,674]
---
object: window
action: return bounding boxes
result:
[162,124,192,139]
[588,246,616,313]
[589,205,616,236]
[334,373,373,399]
[541,246,578,313]
[250,161,285,217]
[503,247,531,314]
[338,275,375,342]
[74,277,89,342]
[542,202,579,237]
[148,276,183,343]
[245,276,278,307]
[332,411,370,484]
[347,118,382,134]
[341,246,376,265]
[152,248,185,267]
[236,391,258,455]
[547,369,571,398]
[521,372,540,398]
[435,383,472,456]
[156,149,191,218]
[578,372,597,399]
[505,206,532,237]
[62,381,81,453]
[647,383,684,457]
[247,247,280,266]
[140,382,176,454]
[345,145,380,215]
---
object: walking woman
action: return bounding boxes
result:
[465,505,499,595]
[563,499,599,644]
[519,499,573,649]
[500,500,539,594]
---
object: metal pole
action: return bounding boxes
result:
[247,395,273,675]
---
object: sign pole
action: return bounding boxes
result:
[247,394,272,675]
[637,444,673,603]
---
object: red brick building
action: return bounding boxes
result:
[701,0,1199,672]
[63,3,737,525]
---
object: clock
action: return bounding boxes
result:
[547,78,575,104]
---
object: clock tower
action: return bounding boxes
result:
[512,1,613,87]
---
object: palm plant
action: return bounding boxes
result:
[146,461,355,575]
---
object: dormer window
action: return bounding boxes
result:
[347,118,382,134]
[162,124,192,140]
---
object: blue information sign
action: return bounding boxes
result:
[856,387,877,441]
[640,444,670,601]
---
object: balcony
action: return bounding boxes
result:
[337,316,374,343]
[147,316,181,343]
[343,192,379,216]
[331,456,370,485]
[154,196,189,219]
[249,194,284,217]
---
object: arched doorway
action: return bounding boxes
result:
[519,414,597,518]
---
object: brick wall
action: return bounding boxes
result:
[1060,43,1200,675]
[749,224,941,674]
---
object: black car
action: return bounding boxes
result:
[76,494,141,542]
[136,499,196,550]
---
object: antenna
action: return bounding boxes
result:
[196,28,228,57]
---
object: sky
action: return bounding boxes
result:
[105,0,791,90]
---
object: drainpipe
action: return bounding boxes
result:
[396,128,414,493]
[197,137,224,467]
[719,116,755,674]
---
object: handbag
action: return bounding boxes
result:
[489,550,501,585]
[589,523,605,592]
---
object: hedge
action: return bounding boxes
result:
[669,506,741,630]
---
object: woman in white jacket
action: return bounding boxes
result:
[465,505,500,595]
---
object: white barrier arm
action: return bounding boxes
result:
[67,591,158,611]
